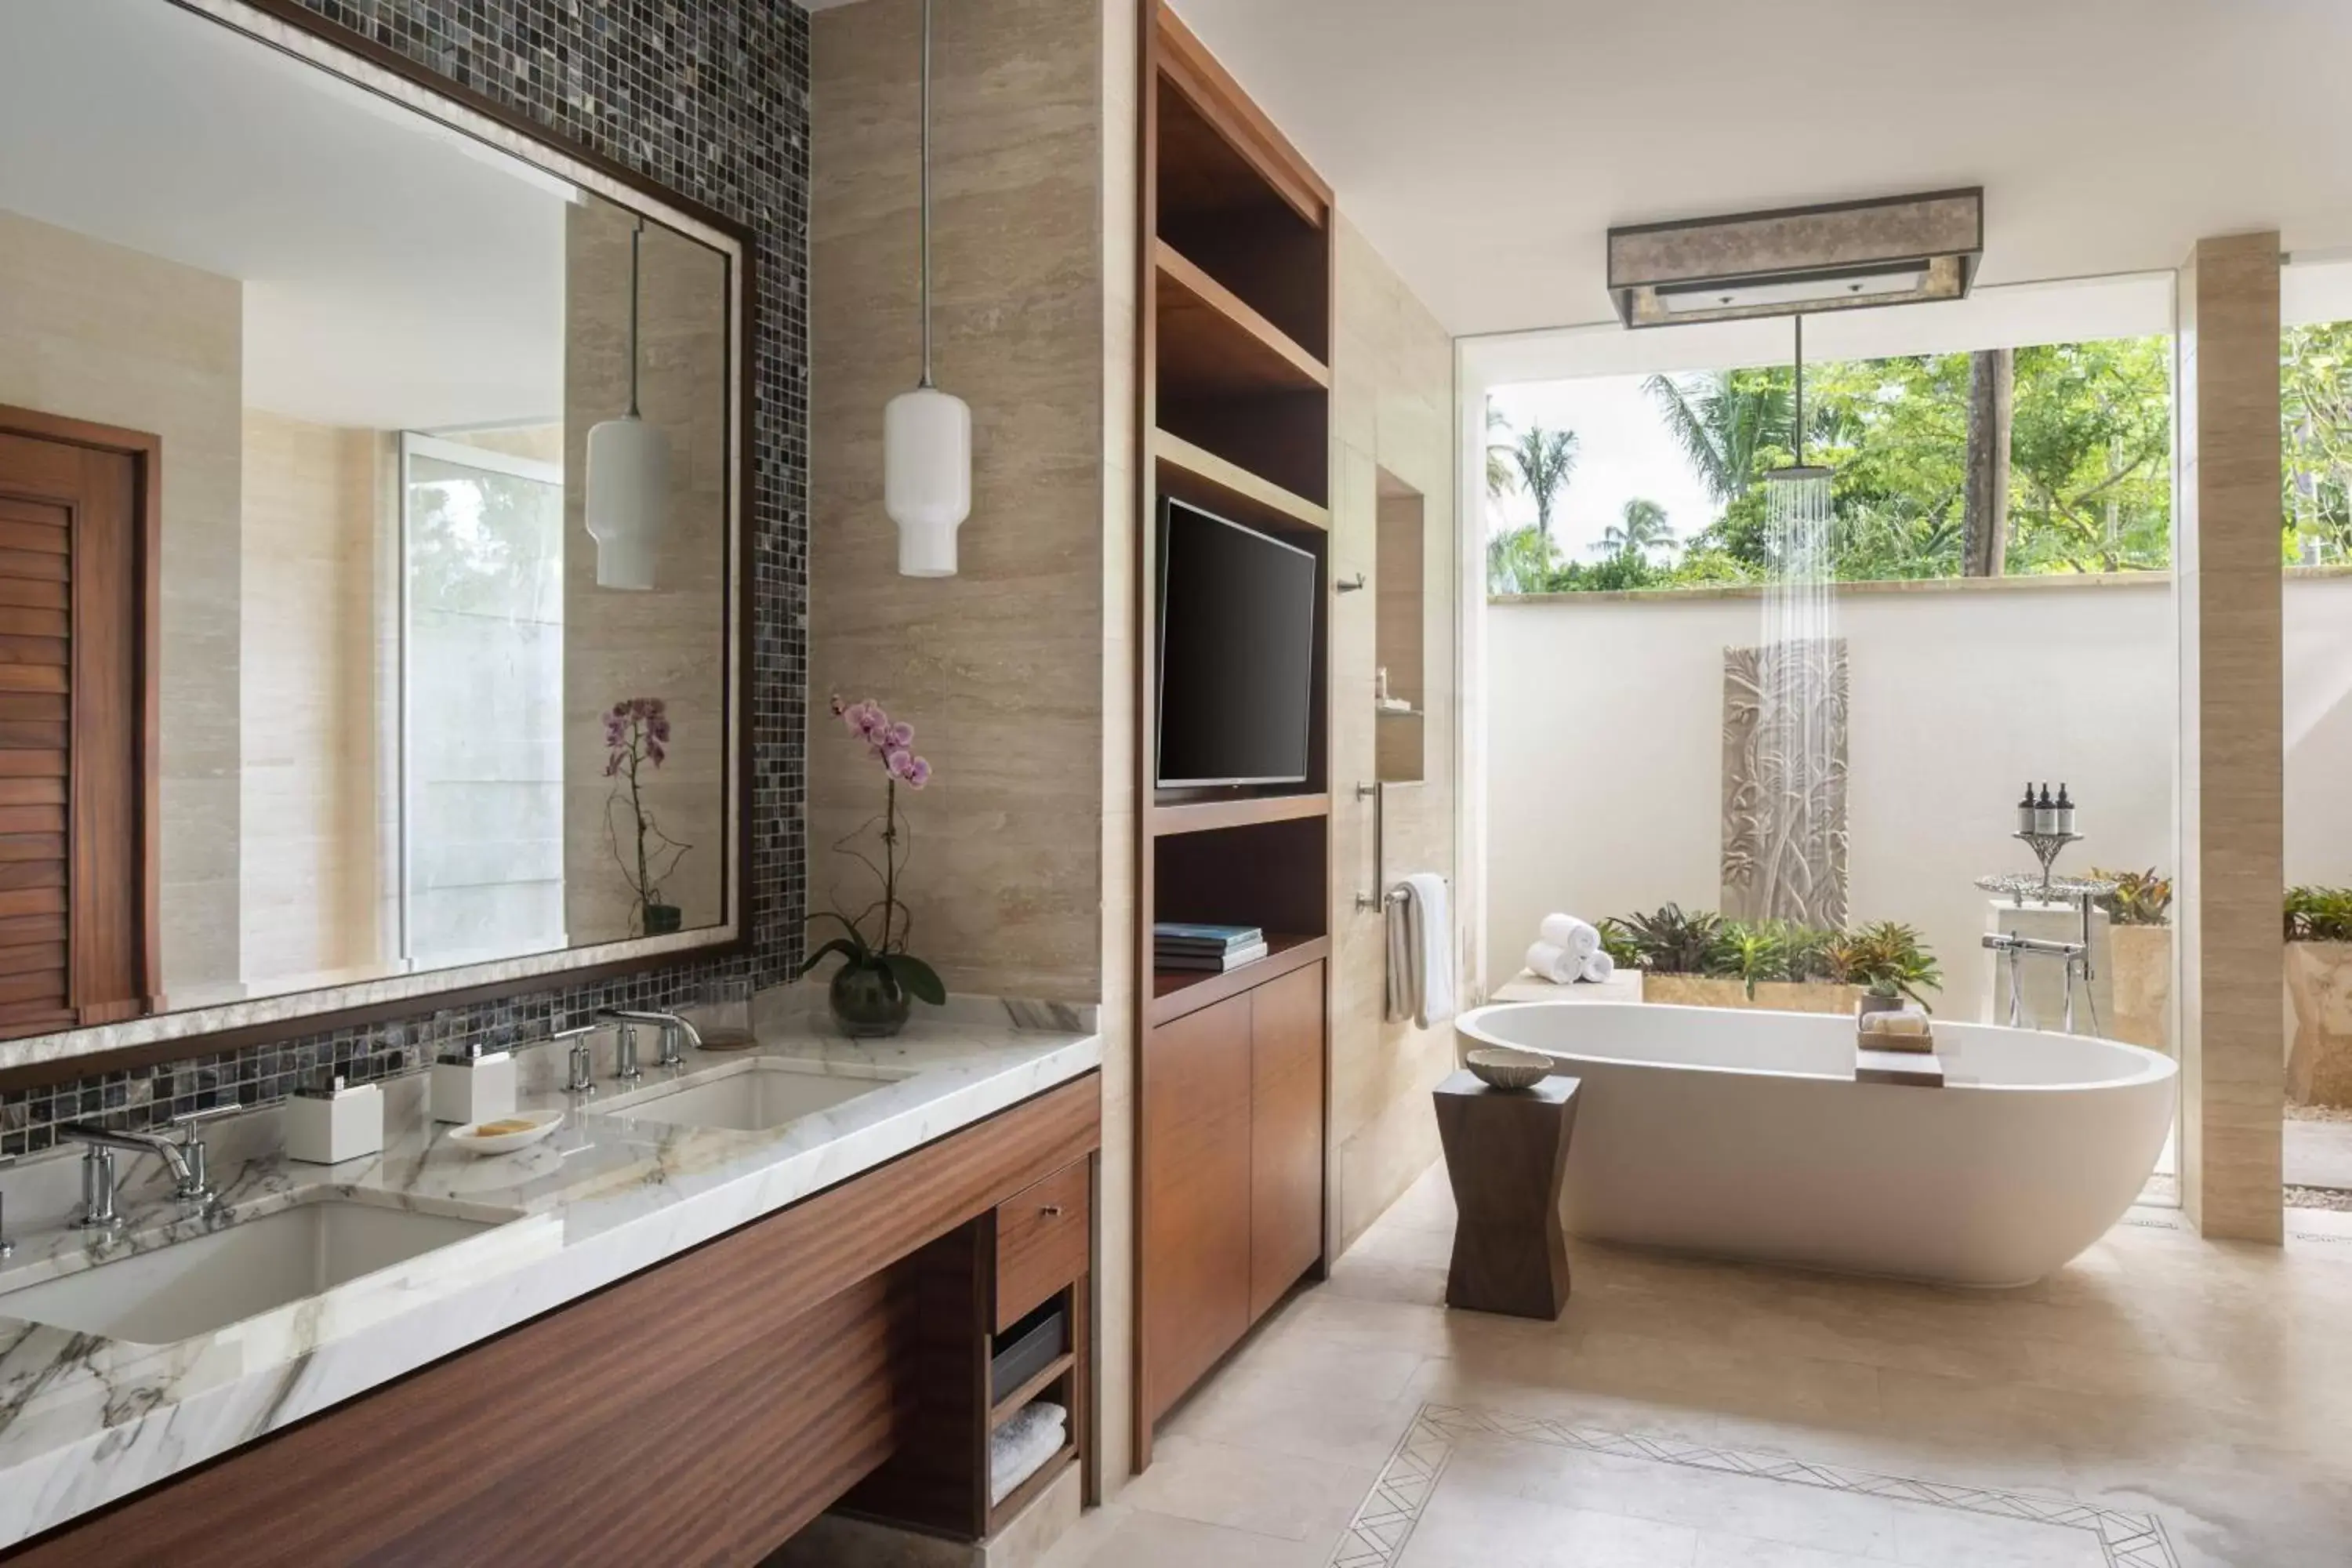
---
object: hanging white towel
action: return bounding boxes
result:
[1397,873,1453,1029]
[1538,913,1601,968]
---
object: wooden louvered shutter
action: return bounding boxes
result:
[0,408,157,1036]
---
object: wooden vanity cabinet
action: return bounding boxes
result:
[3,1073,1101,1568]
[1140,959,1326,1429]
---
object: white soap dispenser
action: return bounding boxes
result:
[285,1073,385,1166]
[430,1039,517,1125]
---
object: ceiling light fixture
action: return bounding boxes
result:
[1610,188,1982,328]
[885,0,971,579]
[585,215,670,590]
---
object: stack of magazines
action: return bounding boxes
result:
[1154,922,1268,972]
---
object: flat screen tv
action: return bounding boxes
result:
[1156,497,1318,789]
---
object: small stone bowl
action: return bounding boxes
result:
[1465,1046,1553,1091]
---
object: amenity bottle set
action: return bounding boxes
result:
[2016,782,2076,837]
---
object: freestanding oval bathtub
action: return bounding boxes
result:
[1457,1001,2176,1287]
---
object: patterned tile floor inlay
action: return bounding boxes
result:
[1332,1404,2180,1568]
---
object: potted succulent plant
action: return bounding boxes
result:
[2094,868,2172,1054]
[1824,922,1941,1016]
[800,697,948,1037]
[604,697,690,935]
[2285,885,2352,1106]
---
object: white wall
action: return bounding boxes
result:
[1485,573,2352,1011]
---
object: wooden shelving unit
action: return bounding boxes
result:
[1155,241,1329,397]
[1152,791,1329,837]
[1153,430,1328,535]
[1134,0,1336,1474]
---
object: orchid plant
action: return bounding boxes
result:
[799,695,946,1011]
[604,697,691,934]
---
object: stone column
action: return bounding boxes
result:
[2175,232,2285,1242]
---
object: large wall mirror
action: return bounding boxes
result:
[0,0,747,1069]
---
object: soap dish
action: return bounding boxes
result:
[446,1109,564,1156]
[1466,1047,1553,1091]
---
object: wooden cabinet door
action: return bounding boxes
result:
[1249,960,1325,1319]
[1141,990,1253,1427]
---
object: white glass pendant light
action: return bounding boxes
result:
[586,217,670,590]
[885,0,971,578]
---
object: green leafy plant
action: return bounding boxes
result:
[1617,903,1724,975]
[2287,886,2352,943]
[2094,867,2173,928]
[1707,920,1788,998]
[1593,917,1642,969]
[1831,920,1943,1009]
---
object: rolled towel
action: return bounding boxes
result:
[1862,1011,1930,1036]
[1538,914,1602,967]
[1525,940,1578,985]
[989,1399,1069,1506]
[1581,949,1616,984]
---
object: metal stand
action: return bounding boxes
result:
[1974,834,2117,1036]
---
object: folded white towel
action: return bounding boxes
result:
[1581,949,1616,984]
[1525,940,1576,985]
[1539,913,1601,967]
[990,1399,1069,1506]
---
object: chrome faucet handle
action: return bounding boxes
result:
[165,1104,237,1204]
[599,1009,700,1069]
[550,1024,600,1097]
[612,1022,641,1083]
[74,1144,119,1231]
[0,1153,15,1259]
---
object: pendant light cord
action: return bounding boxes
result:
[918,0,935,390]
[627,217,644,419]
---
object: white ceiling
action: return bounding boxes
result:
[1169,0,2352,339]
[0,0,569,430]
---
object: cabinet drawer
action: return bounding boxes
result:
[995,1157,1090,1332]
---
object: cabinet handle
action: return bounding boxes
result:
[1040,1204,1064,1218]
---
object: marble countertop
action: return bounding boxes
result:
[0,1009,1100,1548]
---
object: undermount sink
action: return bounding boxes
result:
[0,1193,524,1345]
[596,1058,909,1134]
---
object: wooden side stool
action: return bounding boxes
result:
[1432,1069,1580,1319]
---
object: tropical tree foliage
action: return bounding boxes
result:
[1597,497,1675,557]
[2284,322,2352,561]
[1503,424,1580,542]
[1504,337,2179,593]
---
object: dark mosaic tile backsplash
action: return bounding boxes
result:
[0,0,810,1158]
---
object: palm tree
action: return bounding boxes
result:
[1595,497,1675,557]
[1504,425,1579,543]
[1485,404,1517,502]
[1644,371,1791,503]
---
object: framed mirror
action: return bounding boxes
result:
[0,0,750,1073]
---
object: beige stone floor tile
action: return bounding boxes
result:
[1397,1481,1700,1567]
[1033,1506,1327,1568]
[1162,1360,1425,1471]
[1690,1534,1889,1568]
[1113,1432,1376,1544]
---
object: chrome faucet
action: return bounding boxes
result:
[0,1153,15,1259]
[551,1023,601,1098]
[60,1105,239,1229]
[597,1009,701,1072]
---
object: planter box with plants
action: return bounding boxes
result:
[1602,906,1940,1017]
[2093,868,2172,1054]
[2285,886,2352,1108]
